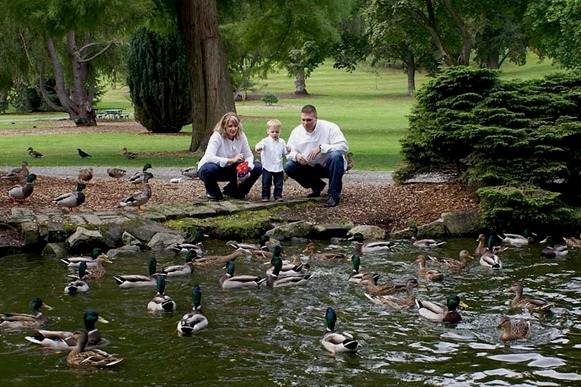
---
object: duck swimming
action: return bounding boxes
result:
[177,285,208,335]
[416,294,468,323]
[25,309,108,350]
[66,329,123,367]
[321,307,358,354]
[1,298,53,329]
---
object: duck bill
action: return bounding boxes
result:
[98,316,109,324]
[459,301,469,308]
[42,303,53,310]
[539,238,548,244]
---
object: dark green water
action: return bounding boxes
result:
[1,238,580,386]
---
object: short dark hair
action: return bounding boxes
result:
[301,105,317,116]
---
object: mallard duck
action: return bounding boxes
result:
[266,255,313,287]
[107,167,127,181]
[181,166,198,180]
[226,235,275,253]
[128,162,152,184]
[427,250,474,270]
[563,234,581,247]
[302,242,347,261]
[474,233,487,256]
[78,168,93,184]
[177,285,208,335]
[66,329,123,367]
[487,234,509,254]
[504,281,552,312]
[172,243,206,256]
[77,148,91,158]
[61,247,109,269]
[113,257,159,288]
[415,294,468,323]
[498,229,536,246]
[192,250,247,267]
[119,171,153,214]
[539,236,568,258]
[364,278,419,309]
[479,249,502,270]
[28,147,43,158]
[7,173,37,204]
[64,261,89,294]
[497,315,532,341]
[409,226,445,248]
[147,276,176,312]
[1,161,29,183]
[25,310,108,350]
[361,274,411,295]
[321,307,358,354]
[172,230,208,255]
[162,250,196,277]
[219,261,265,289]
[347,255,380,285]
[82,255,113,280]
[0,298,53,329]
[122,147,138,159]
[266,253,308,278]
[413,255,444,281]
[346,152,354,172]
[53,183,86,213]
[348,233,394,254]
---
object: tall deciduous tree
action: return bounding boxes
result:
[526,0,581,69]
[0,0,151,126]
[220,0,353,95]
[175,0,235,151]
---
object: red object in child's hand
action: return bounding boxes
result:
[236,161,250,186]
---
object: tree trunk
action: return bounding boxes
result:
[404,55,416,96]
[46,34,96,126]
[177,0,236,152]
[294,71,308,95]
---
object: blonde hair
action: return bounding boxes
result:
[266,118,282,132]
[214,112,243,140]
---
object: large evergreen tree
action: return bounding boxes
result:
[127,28,192,133]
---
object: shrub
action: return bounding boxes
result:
[398,67,581,231]
[261,93,278,106]
[127,28,192,133]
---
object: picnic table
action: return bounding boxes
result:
[96,108,129,120]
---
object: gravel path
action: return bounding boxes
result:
[27,166,452,185]
[29,166,397,184]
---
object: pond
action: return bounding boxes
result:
[1,237,580,386]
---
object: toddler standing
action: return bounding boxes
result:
[255,119,289,202]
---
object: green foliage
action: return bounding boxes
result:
[399,66,581,229]
[477,185,579,235]
[261,93,278,106]
[127,27,192,133]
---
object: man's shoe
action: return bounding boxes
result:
[207,194,223,201]
[307,182,326,198]
[324,196,339,208]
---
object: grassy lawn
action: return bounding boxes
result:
[0,53,561,170]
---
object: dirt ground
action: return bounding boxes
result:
[0,119,480,233]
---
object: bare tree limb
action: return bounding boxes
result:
[78,41,114,63]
